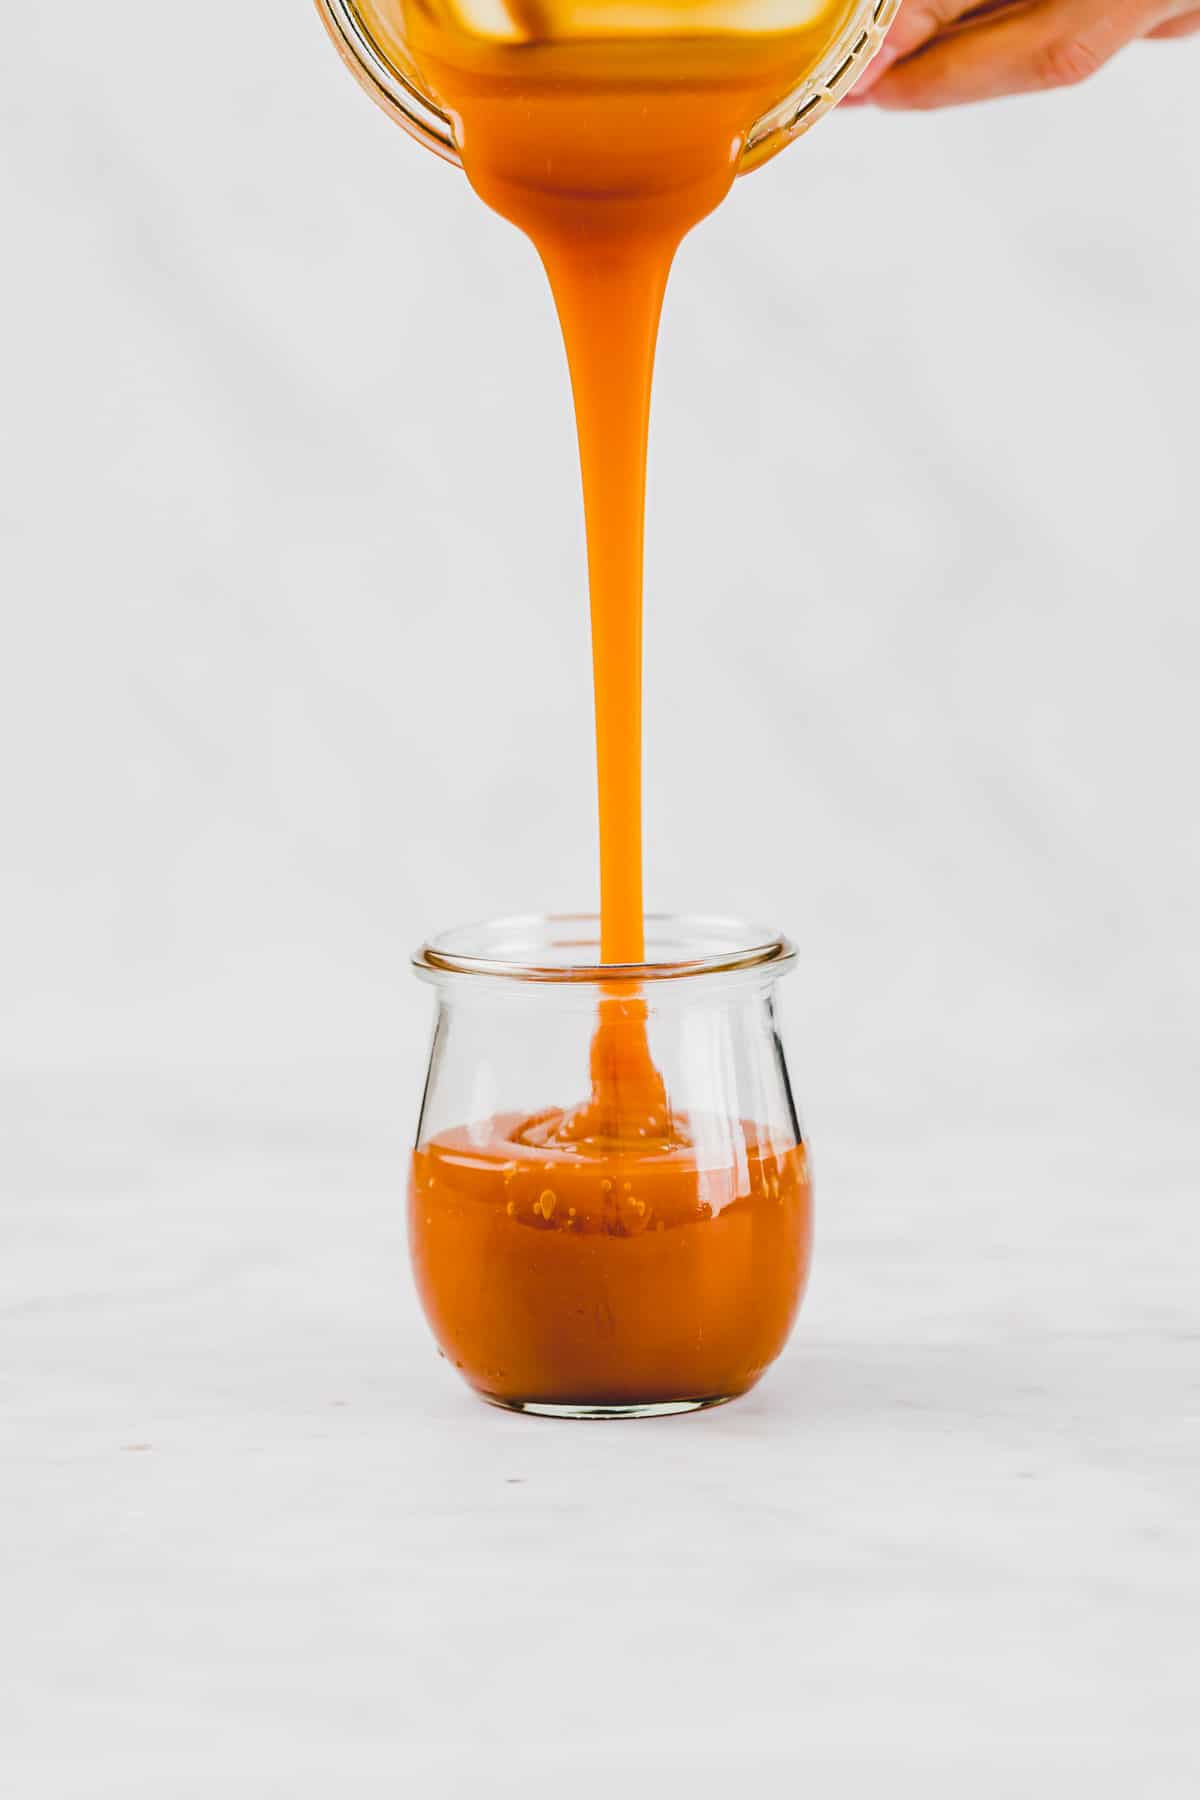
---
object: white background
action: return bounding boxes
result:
[2,4,1198,1792]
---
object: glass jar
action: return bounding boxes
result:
[315,0,900,175]
[409,914,812,1418]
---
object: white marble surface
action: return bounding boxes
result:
[4,1061,1198,1792]
[3,3,1199,1791]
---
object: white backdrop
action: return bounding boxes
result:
[3,5,1198,1793]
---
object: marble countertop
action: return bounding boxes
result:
[5,1062,1196,1795]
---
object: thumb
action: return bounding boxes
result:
[850,0,989,93]
[849,0,1035,95]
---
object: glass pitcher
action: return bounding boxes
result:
[316,0,899,176]
[409,914,812,1418]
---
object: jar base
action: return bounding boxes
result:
[481,1393,737,1420]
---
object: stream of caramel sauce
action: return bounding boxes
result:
[372,0,831,1401]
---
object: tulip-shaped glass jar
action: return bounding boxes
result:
[409,915,812,1418]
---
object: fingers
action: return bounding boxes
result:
[863,0,1173,108]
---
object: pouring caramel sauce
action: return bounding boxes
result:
[366,0,834,1404]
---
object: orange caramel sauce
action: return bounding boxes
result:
[411,1114,812,1406]
[370,3,832,1401]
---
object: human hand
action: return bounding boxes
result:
[846,0,1200,109]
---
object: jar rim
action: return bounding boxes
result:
[412,913,796,986]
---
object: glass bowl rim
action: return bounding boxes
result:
[412,912,796,986]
